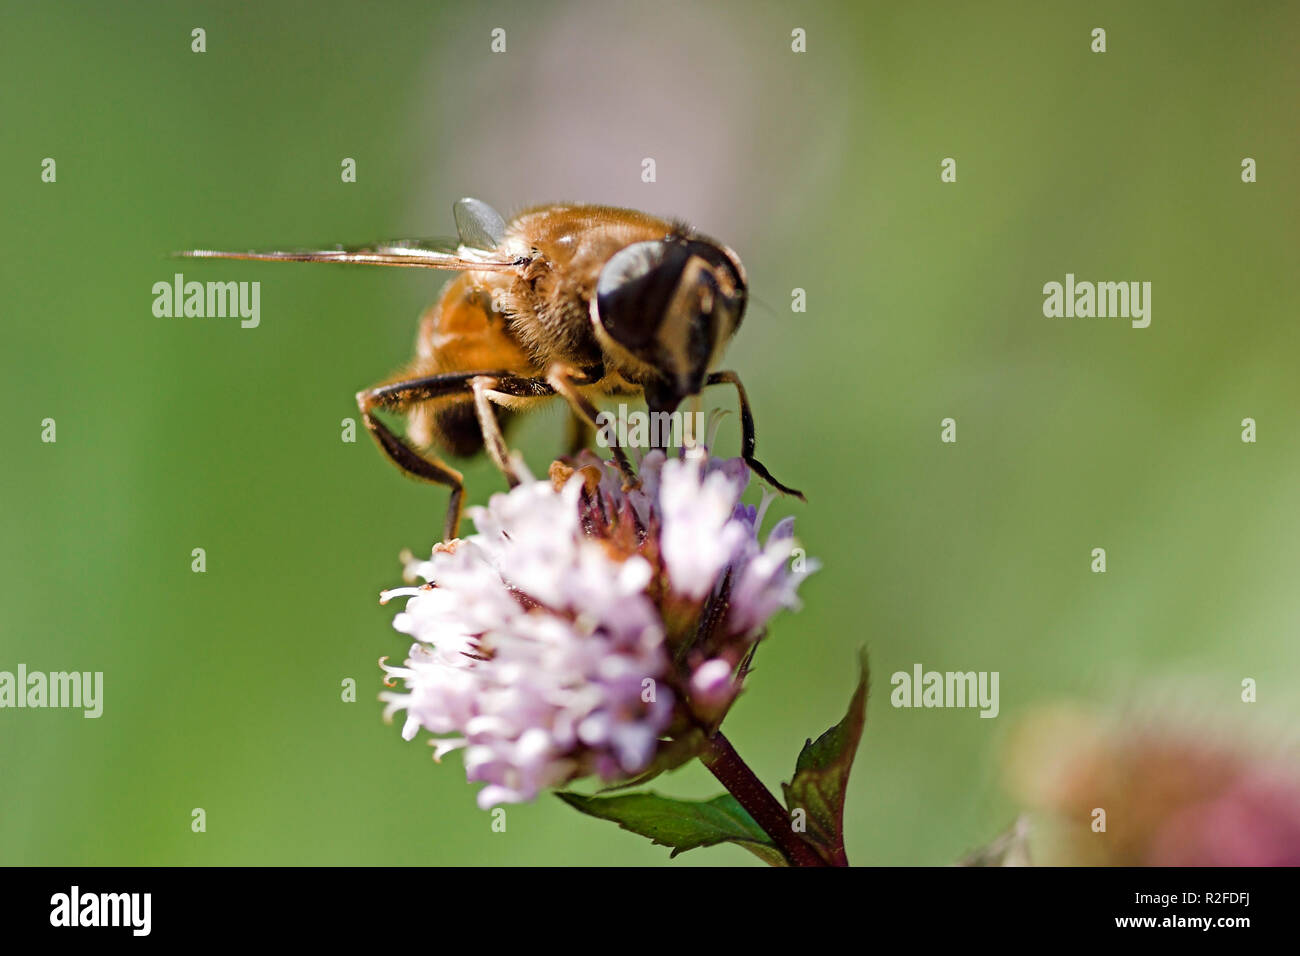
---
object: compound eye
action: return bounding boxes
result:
[594,240,677,350]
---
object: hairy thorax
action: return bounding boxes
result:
[503,205,676,377]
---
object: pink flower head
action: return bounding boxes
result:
[378,447,816,808]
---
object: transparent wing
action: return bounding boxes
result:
[453,197,508,251]
[174,236,520,272]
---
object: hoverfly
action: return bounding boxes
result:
[180,198,801,540]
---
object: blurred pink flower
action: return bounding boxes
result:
[1002,703,1300,866]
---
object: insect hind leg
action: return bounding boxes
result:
[357,375,476,541]
[357,369,554,541]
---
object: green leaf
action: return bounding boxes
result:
[780,649,869,866]
[556,790,786,865]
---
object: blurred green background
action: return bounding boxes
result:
[2,0,1298,865]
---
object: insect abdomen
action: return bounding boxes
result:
[431,402,486,458]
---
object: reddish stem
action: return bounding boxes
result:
[701,731,828,867]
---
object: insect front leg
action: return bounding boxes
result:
[546,364,638,484]
[565,409,595,456]
[705,370,805,500]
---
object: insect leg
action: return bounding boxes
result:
[358,372,480,541]
[471,376,529,488]
[546,365,637,483]
[705,370,805,500]
[357,370,555,540]
[565,409,595,456]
